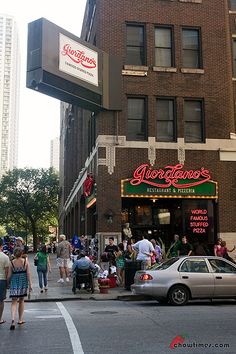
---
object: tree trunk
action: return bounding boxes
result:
[30,220,38,252]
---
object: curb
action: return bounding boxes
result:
[23,294,152,303]
[4,294,152,303]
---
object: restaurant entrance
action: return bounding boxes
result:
[121,198,216,249]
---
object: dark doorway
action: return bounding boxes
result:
[121,198,216,248]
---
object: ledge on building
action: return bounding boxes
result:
[122,65,148,76]
[219,149,236,161]
[153,67,177,73]
[181,68,204,74]
[124,65,148,71]
[179,0,202,3]
[230,132,236,140]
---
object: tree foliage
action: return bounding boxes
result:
[0,168,59,250]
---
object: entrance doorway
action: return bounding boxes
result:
[121,198,216,249]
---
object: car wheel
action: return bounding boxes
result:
[168,285,189,306]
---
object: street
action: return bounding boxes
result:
[0,299,235,354]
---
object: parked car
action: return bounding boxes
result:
[131,256,236,305]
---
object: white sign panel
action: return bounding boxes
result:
[59,33,98,86]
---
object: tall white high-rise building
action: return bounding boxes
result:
[0,14,20,177]
[50,137,59,172]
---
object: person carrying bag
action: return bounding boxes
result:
[35,245,51,293]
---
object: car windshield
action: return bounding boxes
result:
[151,257,179,270]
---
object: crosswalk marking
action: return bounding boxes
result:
[56,302,84,354]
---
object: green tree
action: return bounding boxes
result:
[0,168,59,251]
[0,225,7,236]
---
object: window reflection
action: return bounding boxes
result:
[135,205,152,225]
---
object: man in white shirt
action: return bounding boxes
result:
[132,233,155,269]
[0,238,10,324]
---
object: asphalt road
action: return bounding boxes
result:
[0,300,235,354]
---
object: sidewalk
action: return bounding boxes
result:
[14,253,148,303]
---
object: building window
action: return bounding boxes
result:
[184,100,204,143]
[230,0,236,11]
[156,98,176,142]
[233,40,236,76]
[182,28,201,68]
[126,24,145,65]
[155,27,173,67]
[127,97,147,141]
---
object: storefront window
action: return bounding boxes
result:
[121,198,215,246]
[183,199,215,243]
[135,205,152,225]
[154,208,170,225]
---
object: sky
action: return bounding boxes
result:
[1,0,87,168]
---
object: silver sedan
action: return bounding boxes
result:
[131,256,236,305]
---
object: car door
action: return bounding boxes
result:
[207,258,236,297]
[179,258,214,297]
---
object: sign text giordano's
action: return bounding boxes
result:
[121,164,218,198]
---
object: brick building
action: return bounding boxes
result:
[59,0,236,254]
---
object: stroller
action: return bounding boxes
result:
[72,268,95,294]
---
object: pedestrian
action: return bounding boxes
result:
[150,239,162,264]
[56,234,72,283]
[0,237,10,325]
[8,247,32,330]
[114,243,125,286]
[214,238,223,257]
[47,243,52,254]
[167,234,182,258]
[124,239,136,260]
[193,239,209,256]
[104,237,119,264]
[220,241,236,263]
[72,251,96,272]
[34,244,51,293]
[177,236,193,256]
[132,232,155,269]
[72,251,96,291]
[14,237,28,258]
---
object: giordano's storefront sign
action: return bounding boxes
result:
[121,163,218,199]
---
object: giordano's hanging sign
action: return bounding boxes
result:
[121,164,218,199]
